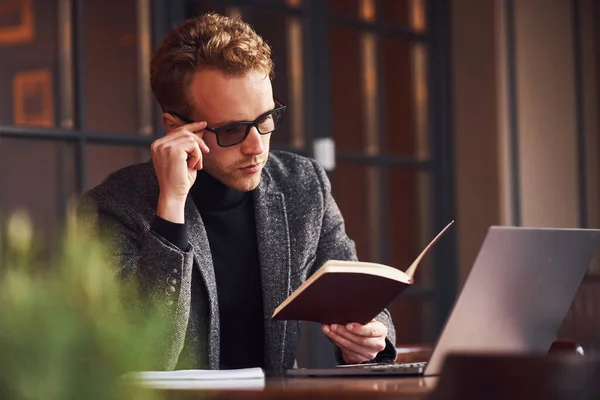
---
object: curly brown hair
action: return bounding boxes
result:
[150,13,274,118]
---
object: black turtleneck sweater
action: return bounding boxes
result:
[151,171,265,370]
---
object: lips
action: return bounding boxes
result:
[241,163,259,169]
[239,162,262,175]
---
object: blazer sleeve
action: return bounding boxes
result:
[310,160,398,365]
[77,195,194,371]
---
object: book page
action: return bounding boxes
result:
[404,220,454,280]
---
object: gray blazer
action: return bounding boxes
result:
[80,150,397,373]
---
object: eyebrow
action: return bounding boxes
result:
[209,103,276,128]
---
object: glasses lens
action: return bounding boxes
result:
[257,108,284,134]
[218,124,248,146]
[257,114,275,134]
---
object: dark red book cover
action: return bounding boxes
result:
[271,272,409,325]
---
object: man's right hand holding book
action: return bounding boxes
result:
[322,319,388,364]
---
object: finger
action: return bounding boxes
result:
[158,135,201,161]
[186,143,202,170]
[341,348,369,365]
[151,136,170,154]
[162,121,206,138]
[192,134,210,154]
[182,120,207,133]
[345,320,387,338]
[329,325,386,353]
[323,326,378,360]
[152,131,197,155]
[166,129,209,154]
[174,136,202,170]
[327,331,377,361]
[154,134,202,169]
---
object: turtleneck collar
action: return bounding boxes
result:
[191,170,250,213]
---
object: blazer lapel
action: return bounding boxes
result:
[254,175,292,372]
[185,197,220,370]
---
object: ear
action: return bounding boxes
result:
[161,113,180,133]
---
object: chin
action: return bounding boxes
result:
[229,173,262,192]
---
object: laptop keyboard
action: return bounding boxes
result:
[360,362,427,373]
[286,361,428,377]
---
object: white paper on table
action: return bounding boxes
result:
[128,378,266,390]
[123,367,264,381]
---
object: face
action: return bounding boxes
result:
[183,69,274,192]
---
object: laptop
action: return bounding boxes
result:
[287,226,600,377]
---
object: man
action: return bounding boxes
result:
[80,12,397,372]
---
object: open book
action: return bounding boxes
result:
[271,221,454,325]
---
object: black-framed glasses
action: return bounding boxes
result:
[167,100,287,147]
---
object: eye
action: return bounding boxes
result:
[258,115,273,125]
[220,125,247,136]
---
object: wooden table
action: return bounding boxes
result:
[139,352,600,400]
[158,376,438,399]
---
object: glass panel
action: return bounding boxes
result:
[0,0,58,127]
[330,26,427,157]
[330,0,426,30]
[388,168,432,287]
[0,139,75,251]
[238,9,304,150]
[82,0,139,134]
[330,27,366,153]
[333,164,431,271]
[329,0,361,20]
[380,0,426,31]
[238,0,302,5]
[190,0,301,7]
[187,0,303,20]
[382,38,428,158]
[185,1,229,16]
[389,299,434,344]
[86,145,150,191]
[331,163,373,261]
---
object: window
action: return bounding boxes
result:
[0,0,456,366]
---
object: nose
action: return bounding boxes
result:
[241,126,265,155]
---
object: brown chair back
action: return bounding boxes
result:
[430,353,600,400]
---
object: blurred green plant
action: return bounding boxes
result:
[0,210,168,400]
